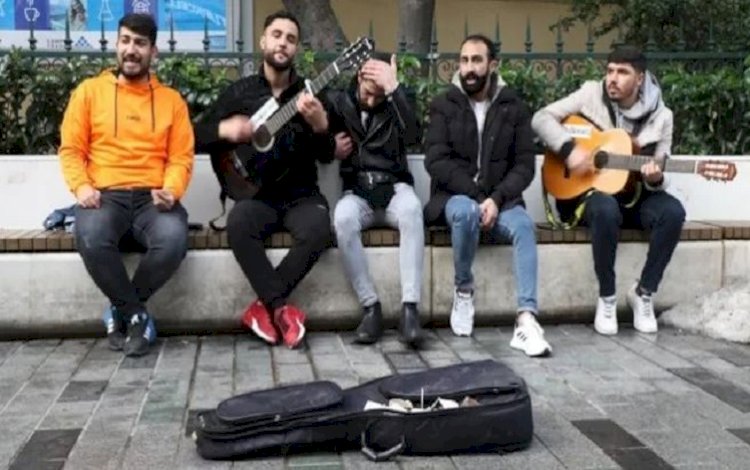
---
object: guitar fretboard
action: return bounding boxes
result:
[600,153,697,174]
[264,64,339,135]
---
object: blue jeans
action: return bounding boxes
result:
[444,195,538,314]
[74,190,188,317]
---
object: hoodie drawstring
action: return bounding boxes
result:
[149,82,155,132]
[113,75,156,136]
[114,82,119,137]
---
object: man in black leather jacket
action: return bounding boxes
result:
[326,54,424,347]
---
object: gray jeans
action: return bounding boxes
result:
[334,183,424,307]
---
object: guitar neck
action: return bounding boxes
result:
[602,153,697,174]
[264,65,338,136]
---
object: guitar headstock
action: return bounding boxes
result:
[334,37,375,73]
[697,160,738,182]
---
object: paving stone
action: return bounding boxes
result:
[58,380,108,403]
[668,368,750,413]
[275,361,316,386]
[69,339,123,382]
[190,336,235,410]
[384,352,426,371]
[38,401,97,430]
[398,456,456,469]
[340,451,399,470]
[533,410,619,469]
[231,456,285,469]
[9,428,80,470]
[235,340,275,393]
[287,453,343,468]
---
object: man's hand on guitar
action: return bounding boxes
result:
[297,94,328,133]
[219,115,254,143]
[641,158,664,185]
[151,189,175,211]
[334,132,353,160]
[479,198,499,231]
[567,145,594,175]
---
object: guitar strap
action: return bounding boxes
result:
[209,191,228,231]
[542,182,642,229]
[542,184,592,230]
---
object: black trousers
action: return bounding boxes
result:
[572,190,686,297]
[74,190,189,317]
[226,194,332,311]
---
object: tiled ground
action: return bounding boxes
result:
[2,326,750,469]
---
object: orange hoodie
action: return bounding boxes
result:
[59,69,194,199]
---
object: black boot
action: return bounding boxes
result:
[399,303,424,348]
[354,302,383,344]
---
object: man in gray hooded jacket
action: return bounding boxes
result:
[424,34,551,358]
[532,46,685,336]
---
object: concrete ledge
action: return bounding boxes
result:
[0,248,432,339]
[0,237,729,338]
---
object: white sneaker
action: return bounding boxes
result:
[627,284,658,333]
[450,289,475,336]
[510,314,552,357]
[594,296,618,335]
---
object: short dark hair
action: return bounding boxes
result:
[263,10,301,39]
[460,34,497,61]
[607,45,647,73]
[118,13,157,45]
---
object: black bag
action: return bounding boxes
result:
[352,171,397,209]
[194,360,533,461]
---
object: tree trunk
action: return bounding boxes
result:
[397,0,436,53]
[281,0,348,51]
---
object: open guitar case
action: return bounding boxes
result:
[193,359,533,461]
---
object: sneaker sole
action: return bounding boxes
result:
[285,320,306,349]
[510,338,552,357]
[248,318,278,345]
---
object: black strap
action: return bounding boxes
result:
[209,189,227,231]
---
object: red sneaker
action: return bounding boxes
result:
[274,305,306,349]
[241,299,278,345]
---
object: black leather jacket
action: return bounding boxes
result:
[325,82,421,190]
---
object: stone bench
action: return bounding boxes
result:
[0,221,736,339]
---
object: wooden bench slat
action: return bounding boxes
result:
[0,220,741,255]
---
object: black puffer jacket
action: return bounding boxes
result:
[423,73,536,225]
[194,67,335,203]
[325,82,421,190]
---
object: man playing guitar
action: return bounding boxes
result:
[194,11,335,349]
[532,46,686,336]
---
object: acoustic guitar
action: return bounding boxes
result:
[542,115,737,200]
[216,37,374,200]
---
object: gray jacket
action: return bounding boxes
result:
[531,73,673,190]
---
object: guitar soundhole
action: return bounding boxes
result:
[253,125,273,151]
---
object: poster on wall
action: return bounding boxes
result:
[0,1,227,50]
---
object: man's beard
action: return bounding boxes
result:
[118,55,150,80]
[460,72,489,96]
[264,50,292,72]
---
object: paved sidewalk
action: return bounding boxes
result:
[2,326,750,469]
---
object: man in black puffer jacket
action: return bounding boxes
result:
[424,34,550,357]
[326,54,425,347]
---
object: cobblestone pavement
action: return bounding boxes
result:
[3,326,750,469]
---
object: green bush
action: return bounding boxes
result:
[0,49,230,155]
[1,49,749,155]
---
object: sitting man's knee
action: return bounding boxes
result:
[446,196,479,225]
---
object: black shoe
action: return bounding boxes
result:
[399,303,424,348]
[102,306,126,351]
[123,311,156,357]
[354,302,383,344]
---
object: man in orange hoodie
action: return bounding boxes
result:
[58,13,194,357]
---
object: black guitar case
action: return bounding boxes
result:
[194,359,533,461]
